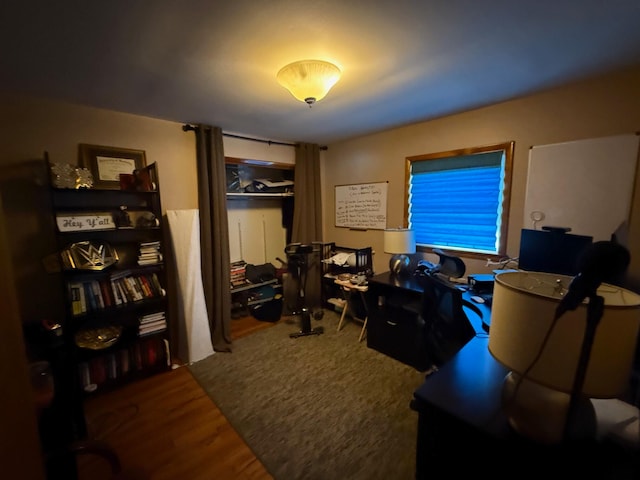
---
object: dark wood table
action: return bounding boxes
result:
[365,271,491,371]
[411,335,640,477]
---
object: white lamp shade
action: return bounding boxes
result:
[383,228,416,254]
[488,271,640,398]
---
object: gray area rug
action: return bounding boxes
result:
[188,310,427,480]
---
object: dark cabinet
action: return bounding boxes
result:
[365,272,431,371]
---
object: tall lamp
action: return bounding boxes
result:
[384,228,416,276]
[488,270,640,444]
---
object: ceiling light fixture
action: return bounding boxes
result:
[276,59,341,107]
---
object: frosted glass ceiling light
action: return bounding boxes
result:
[276,60,341,106]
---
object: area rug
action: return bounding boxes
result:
[188,310,427,480]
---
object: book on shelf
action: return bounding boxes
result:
[110,278,123,305]
[119,348,130,376]
[139,240,161,248]
[139,323,167,337]
[140,311,166,322]
[89,357,106,386]
[139,318,166,328]
[69,282,83,315]
[91,280,105,309]
[137,240,163,265]
[99,279,113,307]
[77,339,167,392]
[138,312,167,337]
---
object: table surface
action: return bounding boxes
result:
[413,311,640,446]
[413,335,510,435]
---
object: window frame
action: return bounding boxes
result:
[404,141,514,259]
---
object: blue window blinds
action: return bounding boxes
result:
[408,151,504,254]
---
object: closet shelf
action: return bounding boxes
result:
[226,192,293,199]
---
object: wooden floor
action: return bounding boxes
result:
[77,315,277,480]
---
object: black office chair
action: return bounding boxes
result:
[417,271,476,368]
[285,243,324,338]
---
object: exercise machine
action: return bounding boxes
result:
[285,243,324,338]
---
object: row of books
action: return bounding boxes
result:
[68,271,166,316]
[77,337,169,393]
[231,260,247,287]
[139,311,167,337]
[138,240,163,266]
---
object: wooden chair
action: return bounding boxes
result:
[335,278,369,342]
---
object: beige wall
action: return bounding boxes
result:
[2,66,640,287]
[0,93,198,212]
[0,94,296,215]
[322,65,640,287]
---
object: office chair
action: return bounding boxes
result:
[417,271,475,367]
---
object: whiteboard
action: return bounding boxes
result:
[335,182,388,230]
[524,134,639,241]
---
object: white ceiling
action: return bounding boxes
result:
[2,1,640,145]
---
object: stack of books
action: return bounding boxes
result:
[230,260,247,287]
[138,311,167,337]
[138,241,163,265]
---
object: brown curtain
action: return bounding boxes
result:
[193,125,233,352]
[291,142,323,310]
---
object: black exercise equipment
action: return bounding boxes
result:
[285,243,324,338]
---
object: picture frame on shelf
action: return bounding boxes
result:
[79,144,147,190]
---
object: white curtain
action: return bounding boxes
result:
[167,209,214,363]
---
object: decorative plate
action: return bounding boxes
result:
[75,325,122,350]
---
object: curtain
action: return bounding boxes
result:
[291,142,323,311]
[193,125,233,352]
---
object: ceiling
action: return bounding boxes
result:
[2,1,640,145]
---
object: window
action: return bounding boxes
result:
[405,142,514,256]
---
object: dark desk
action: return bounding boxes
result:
[365,272,490,371]
[412,336,640,477]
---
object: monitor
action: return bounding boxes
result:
[518,228,593,276]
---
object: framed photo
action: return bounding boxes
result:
[79,144,147,190]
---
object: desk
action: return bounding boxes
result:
[334,278,368,342]
[364,272,490,371]
[411,336,640,477]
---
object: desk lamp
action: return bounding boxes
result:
[488,270,640,444]
[384,228,416,276]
